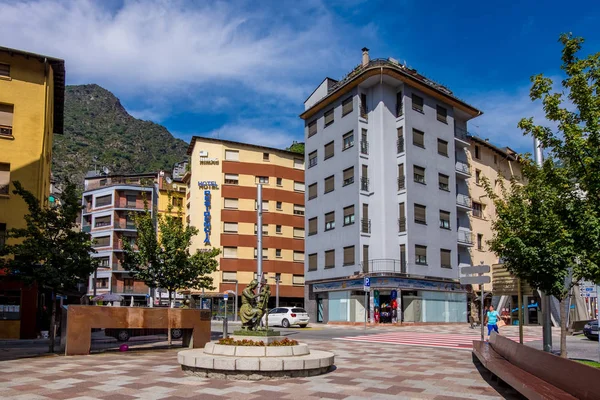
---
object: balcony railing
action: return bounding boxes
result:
[361,218,371,234]
[457,230,474,245]
[114,221,137,230]
[397,137,405,153]
[456,194,472,208]
[360,177,369,191]
[454,126,469,141]
[361,259,407,274]
[397,176,406,191]
[398,218,406,233]
[82,225,91,233]
[360,140,369,155]
[455,161,471,176]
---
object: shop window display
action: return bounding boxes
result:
[373,290,399,324]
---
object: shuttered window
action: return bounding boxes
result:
[398,202,406,232]
[325,211,335,231]
[254,248,268,259]
[223,272,237,281]
[309,151,317,168]
[414,204,427,224]
[294,158,304,169]
[324,141,334,160]
[414,166,426,184]
[325,250,335,268]
[293,204,304,215]
[293,275,305,285]
[398,163,405,190]
[0,104,14,136]
[294,181,304,192]
[0,63,10,77]
[324,109,334,126]
[439,210,450,229]
[396,91,403,117]
[343,205,355,226]
[225,150,239,161]
[308,183,317,200]
[95,195,112,207]
[224,222,238,233]
[324,175,334,193]
[412,94,424,113]
[293,227,304,238]
[94,215,111,227]
[223,247,238,258]
[437,105,447,123]
[437,139,448,156]
[415,245,427,265]
[224,198,238,209]
[308,253,318,271]
[0,163,10,195]
[343,246,355,266]
[440,249,452,268]
[397,126,404,153]
[293,251,305,262]
[224,174,238,185]
[413,129,425,148]
[255,200,269,211]
[93,236,110,247]
[343,131,354,150]
[308,120,317,137]
[439,174,449,191]
[308,217,318,235]
[342,96,353,116]
[343,167,354,186]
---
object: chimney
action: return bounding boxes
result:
[362,47,370,67]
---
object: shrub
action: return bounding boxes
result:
[216,337,298,346]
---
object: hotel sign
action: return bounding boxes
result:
[199,150,219,165]
[198,181,219,189]
[203,190,211,245]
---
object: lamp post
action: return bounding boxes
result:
[257,184,263,290]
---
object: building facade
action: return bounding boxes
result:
[0,47,65,339]
[301,49,483,324]
[185,137,305,315]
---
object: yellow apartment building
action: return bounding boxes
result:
[0,47,65,339]
[157,170,187,224]
[184,137,305,315]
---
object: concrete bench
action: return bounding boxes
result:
[473,333,599,400]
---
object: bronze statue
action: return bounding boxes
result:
[239,280,270,330]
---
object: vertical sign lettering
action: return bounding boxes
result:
[204,190,211,245]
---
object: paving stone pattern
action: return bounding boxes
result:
[0,338,520,399]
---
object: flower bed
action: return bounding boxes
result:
[218,337,298,347]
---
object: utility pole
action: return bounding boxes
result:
[534,137,553,353]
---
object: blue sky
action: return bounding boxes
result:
[2,0,600,153]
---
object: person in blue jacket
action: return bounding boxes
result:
[485,305,501,340]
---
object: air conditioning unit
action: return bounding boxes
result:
[173,184,178,190]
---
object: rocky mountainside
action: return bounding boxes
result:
[52,84,188,187]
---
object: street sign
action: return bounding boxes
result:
[364,277,370,292]
[460,265,491,275]
[580,286,597,298]
[223,294,228,301]
[459,275,491,285]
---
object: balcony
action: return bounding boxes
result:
[397,176,406,191]
[361,259,407,274]
[398,218,406,233]
[456,194,472,211]
[112,261,129,272]
[455,161,471,178]
[397,137,405,153]
[457,230,474,247]
[361,218,371,234]
[360,177,369,192]
[111,284,149,295]
[454,126,469,146]
[114,221,137,230]
[360,140,369,155]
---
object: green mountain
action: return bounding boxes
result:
[52,84,188,186]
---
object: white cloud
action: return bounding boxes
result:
[181,123,300,150]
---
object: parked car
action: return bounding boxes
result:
[262,307,309,328]
[583,320,599,341]
[105,328,184,342]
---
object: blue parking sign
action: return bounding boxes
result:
[364,277,370,291]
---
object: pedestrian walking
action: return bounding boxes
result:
[484,305,501,341]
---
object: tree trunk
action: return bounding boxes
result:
[559,296,568,358]
[49,295,56,354]
[167,290,172,345]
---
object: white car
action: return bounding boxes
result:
[263,307,309,328]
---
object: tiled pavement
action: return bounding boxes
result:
[0,338,521,400]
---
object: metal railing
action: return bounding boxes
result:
[361,259,407,274]
[457,230,474,245]
[361,219,371,234]
[397,137,405,153]
[360,140,369,155]
[455,161,471,176]
[398,218,406,232]
[456,194,472,208]
[454,126,469,141]
[397,176,406,190]
[360,176,369,191]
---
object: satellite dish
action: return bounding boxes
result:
[166,176,173,184]
[102,166,110,175]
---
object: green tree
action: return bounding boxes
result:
[286,141,305,154]
[0,181,97,353]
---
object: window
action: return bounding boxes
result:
[494,154,498,164]
[414,165,426,184]
[0,163,10,195]
[308,217,317,235]
[254,248,268,259]
[396,91,403,117]
[441,249,452,269]
[362,203,370,233]
[294,181,304,192]
[361,165,369,191]
[439,174,449,191]
[414,204,427,225]
[95,195,112,207]
[0,104,14,137]
[225,150,239,161]
[308,151,317,168]
[343,167,354,186]
[324,141,334,160]
[308,183,317,200]
[293,204,304,215]
[474,145,480,159]
[97,257,110,268]
[343,205,355,226]
[308,120,317,137]
[254,200,269,211]
[412,94,424,113]
[263,152,270,161]
[325,250,335,268]
[276,201,282,210]
[324,109,334,127]
[0,63,10,77]
[276,225,282,234]
[96,278,109,289]
[0,223,7,248]
[94,215,111,228]
[413,129,425,148]
[473,202,483,218]
[223,272,237,282]
[294,158,304,169]
[342,96,353,116]
[437,139,448,156]
[363,245,369,267]
[308,253,318,271]
[172,197,183,207]
[293,251,305,262]
[343,246,355,266]
[276,249,282,258]
[477,234,484,251]
[360,129,368,154]
[398,203,406,232]
[293,227,304,238]
[360,93,368,118]
[324,175,335,193]
[398,164,405,190]
[224,198,239,209]
[415,245,427,265]
[224,222,238,233]
[93,236,110,248]
[126,195,137,208]
[397,127,404,153]
[343,131,354,150]
[276,177,283,186]
[224,174,238,185]
[475,169,481,185]
[322,211,335,231]
[256,176,269,184]
[439,210,450,229]
[436,105,447,123]
[293,275,305,285]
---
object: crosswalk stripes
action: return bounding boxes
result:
[333,331,542,350]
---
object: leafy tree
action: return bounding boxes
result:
[0,181,97,353]
[286,141,305,154]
